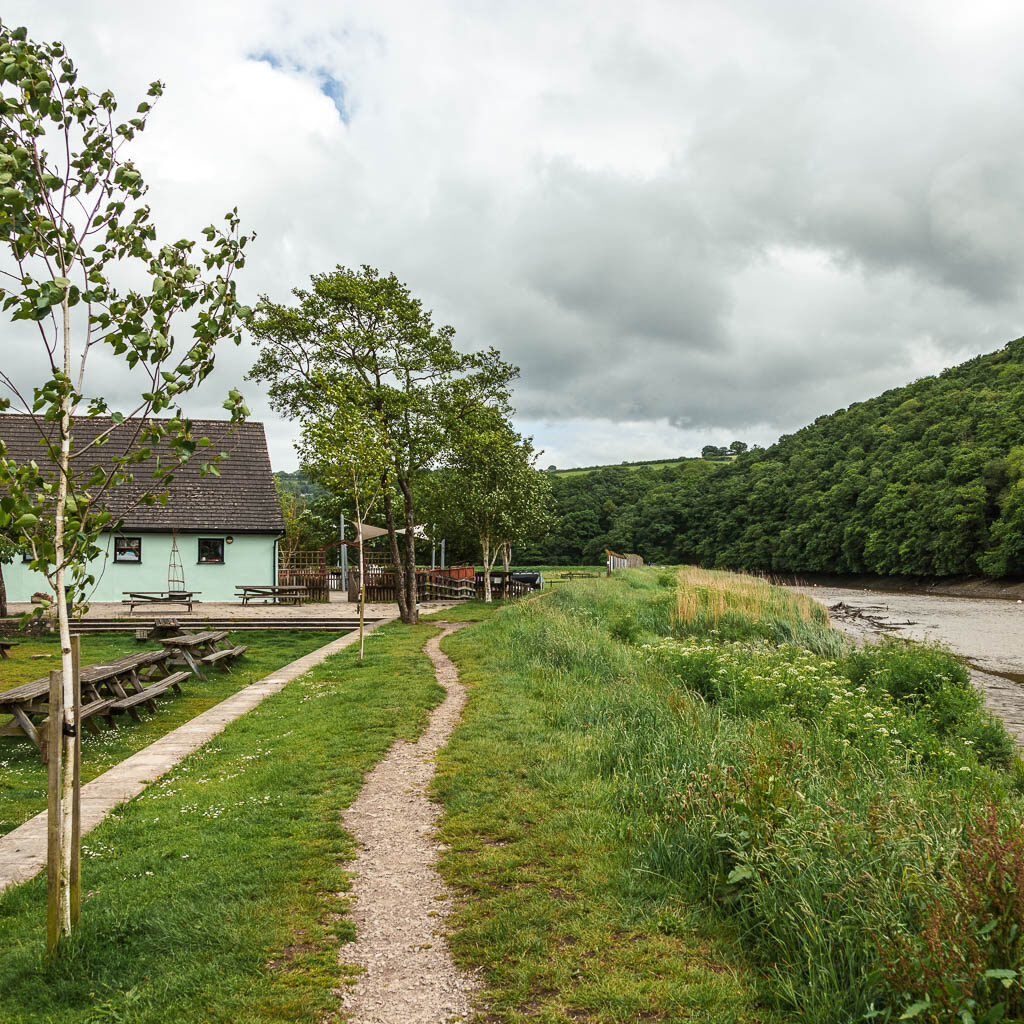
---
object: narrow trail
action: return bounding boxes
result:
[337,622,477,1024]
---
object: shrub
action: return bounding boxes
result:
[876,803,1024,1022]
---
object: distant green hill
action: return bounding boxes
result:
[592,337,1024,577]
[549,455,699,478]
[519,457,721,565]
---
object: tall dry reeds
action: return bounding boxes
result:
[675,565,823,629]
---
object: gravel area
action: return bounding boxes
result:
[336,623,477,1024]
[795,585,1024,741]
[5,596,449,622]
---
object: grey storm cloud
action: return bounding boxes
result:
[3,0,1024,468]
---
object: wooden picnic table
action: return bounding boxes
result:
[159,630,248,681]
[0,640,18,659]
[122,590,200,613]
[0,649,192,755]
[234,584,306,605]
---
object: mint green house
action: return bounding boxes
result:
[0,416,285,605]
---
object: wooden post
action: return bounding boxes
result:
[70,635,81,928]
[46,667,62,957]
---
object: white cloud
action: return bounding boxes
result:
[3,0,1023,470]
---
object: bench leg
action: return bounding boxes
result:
[173,648,207,681]
[9,706,41,749]
[106,680,141,722]
[83,717,103,737]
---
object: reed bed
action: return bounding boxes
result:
[674,565,843,657]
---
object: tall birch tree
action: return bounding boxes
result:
[0,23,250,944]
[297,391,392,659]
[431,415,553,601]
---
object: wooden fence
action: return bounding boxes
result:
[276,567,330,602]
[348,568,530,602]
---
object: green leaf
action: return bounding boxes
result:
[726,864,754,884]
[983,968,1017,988]
[900,1001,932,1020]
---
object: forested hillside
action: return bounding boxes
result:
[571,337,1024,577]
[519,459,718,564]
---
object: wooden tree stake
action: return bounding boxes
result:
[46,667,63,957]
[70,635,81,927]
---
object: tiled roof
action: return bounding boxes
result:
[0,415,285,533]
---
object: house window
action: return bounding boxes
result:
[198,538,225,564]
[114,537,142,563]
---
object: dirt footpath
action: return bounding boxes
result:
[336,623,477,1024]
[794,585,1024,740]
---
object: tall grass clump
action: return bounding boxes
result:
[445,567,1024,1023]
[674,566,845,657]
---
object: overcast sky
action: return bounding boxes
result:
[5,1,1024,469]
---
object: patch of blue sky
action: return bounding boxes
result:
[248,50,283,70]
[317,73,349,122]
[246,51,350,123]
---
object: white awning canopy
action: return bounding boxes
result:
[355,522,428,541]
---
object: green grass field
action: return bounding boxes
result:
[0,630,340,836]
[551,458,693,477]
[0,622,444,1024]
[3,571,1020,1023]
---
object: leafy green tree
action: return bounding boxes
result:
[431,414,552,600]
[520,336,1024,579]
[0,22,250,943]
[249,265,517,623]
[296,394,392,657]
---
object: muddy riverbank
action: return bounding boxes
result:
[784,573,1024,602]
[794,584,1024,741]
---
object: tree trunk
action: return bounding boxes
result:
[0,560,7,619]
[381,487,411,624]
[398,476,418,624]
[54,294,75,942]
[502,542,511,575]
[353,476,365,661]
[482,536,492,602]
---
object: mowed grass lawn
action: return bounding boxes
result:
[0,630,340,835]
[0,622,444,1024]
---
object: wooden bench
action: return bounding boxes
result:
[0,650,191,752]
[200,645,248,670]
[109,672,183,714]
[0,640,18,660]
[160,632,246,680]
[234,584,306,605]
[80,697,116,732]
[122,591,199,613]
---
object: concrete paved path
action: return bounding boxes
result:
[0,615,397,894]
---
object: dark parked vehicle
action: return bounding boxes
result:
[510,571,544,591]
